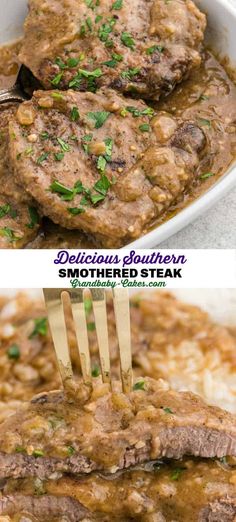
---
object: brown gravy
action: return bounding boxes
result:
[0,42,235,248]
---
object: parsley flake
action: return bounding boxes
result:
[29,318,47,339]
[87,111,111,129]
[7,344,20,360]
[121,31,135,50]
[27,206,40,229]
[133,381,145,391]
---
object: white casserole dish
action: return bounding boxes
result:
[0,0,236,248]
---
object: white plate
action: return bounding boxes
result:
[0,0,236,249]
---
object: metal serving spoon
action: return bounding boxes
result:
[0,64,41,104]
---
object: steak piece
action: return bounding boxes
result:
[0,105,40,248]
[20,0,206,101]
[0,378,236,480]
[1,457,236,521]
[0,494,94,521]
[8,90,206,246]
[199,498,236,522]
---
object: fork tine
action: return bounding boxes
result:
[69,289,92,384]
[90,289,111,385]
[43,289,73,387]
[112,288,133,393]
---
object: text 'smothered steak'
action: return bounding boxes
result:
[19,0,206,100]
[9,89,206,246]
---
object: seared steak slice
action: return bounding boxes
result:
[0,378,236,479]
[1,458,236,521]
[0,494,94,521]
[8,90,206,246]
[0,105,40,248]
[199,498,236,522]
[20,0,206,101]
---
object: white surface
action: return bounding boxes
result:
[158,186,236,248]
[0,0,235,248]
[0,0,27,44]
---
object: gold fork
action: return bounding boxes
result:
[43,288,133,393]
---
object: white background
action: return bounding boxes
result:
[0,249,235,288]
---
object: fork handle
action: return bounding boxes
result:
[0,86,27,104]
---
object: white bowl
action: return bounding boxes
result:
[1,0,236,249]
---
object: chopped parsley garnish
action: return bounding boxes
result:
[104,137,113,161]
[40,132,50,140]
[80,24,86,37]
[121,67,140,80]
[67,173,111,213]
[0,204,11,219]
[27,206,40,229]
[51,72,63,86]
[68,207,85,215]
[126,106,154,118]
[87,321,96,331]
[98,18,116,43]
[92,364,100,377]
[97,156,107,172]
[146,44,164,55]
[67,57,80,68]
[67,445,76,456]
[70,106,80,122]
[112,0,123,9]
[198,118,211,128]
[112,52,123,62]
[163,407,174,414]
[200,172,215,180]
[82,134,93,153]
[37,152,49,164]
[51,92,64,101]
[86,17,93,31]
[15,446,26,453]
[95,15,103,23]
[96,137,113,172]
[29,317,47,339]
[103,59,118,68]
[57,137,70,152]
[33,450,44,458]
[55,57,66,69]
[103,52,123,68]
[139,123,151,132]
[171,468,184,481]
[54,152,65,161]
[24,146,33,156]
[55,56,80,69]
[87,110,111,129]
[0,227,20,242]
[84,298,93,315]
[50,181,75,200]
[69,68,103,90]
[90,193,105,204]
[200,94,209,101]
[7,344,20,360]
[121,31,135,50]
[133,381,145,391]
[93,175,111,196]
[80,68,103,78]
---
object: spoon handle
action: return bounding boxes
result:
[0,86,27,105]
